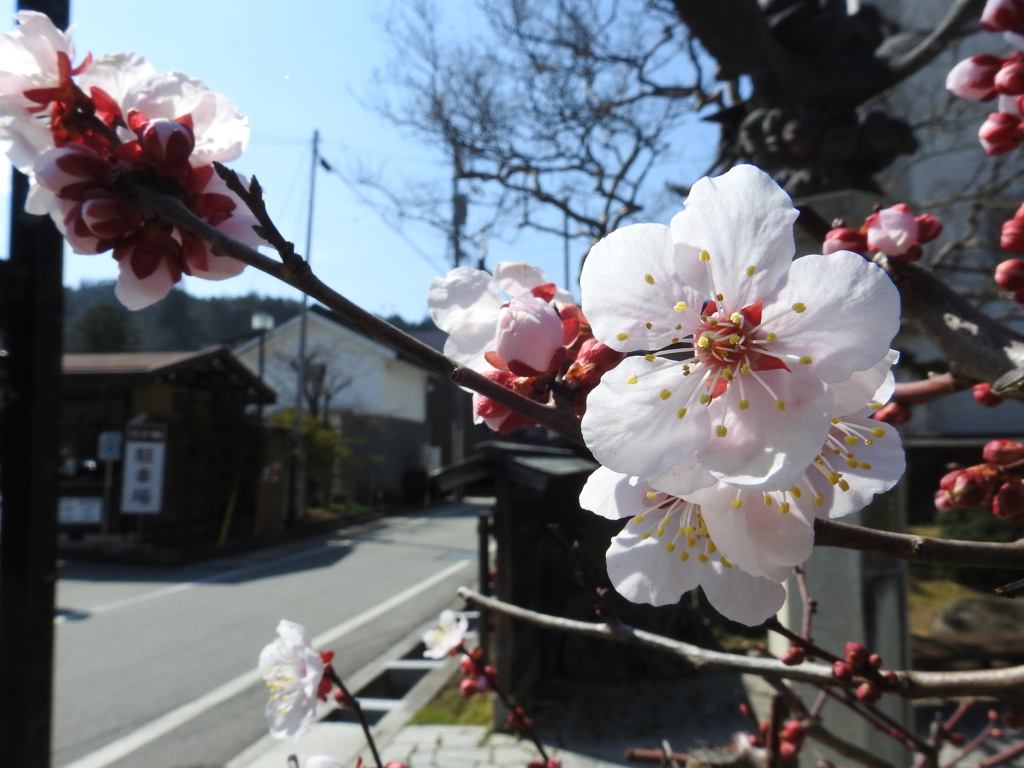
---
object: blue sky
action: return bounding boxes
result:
[2,0,717,321]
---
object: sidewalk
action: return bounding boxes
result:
[234,674,753,768]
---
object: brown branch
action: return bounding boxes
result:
[880,255,1024,400]
[117,173,585,446]
[456,588,1024,704]
[813,519,1024,569]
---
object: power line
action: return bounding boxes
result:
[317,151,448,274]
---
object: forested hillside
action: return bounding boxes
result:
[64,282,432,352]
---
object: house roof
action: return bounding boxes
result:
[232,304,443,378]
[62,347,276,403]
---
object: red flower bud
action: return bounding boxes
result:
[747,734,765,748]
[856,682,881,704]
[942,466,997,508]
[822,227,868,255]
[996,61,1024,95]
[981,0,1024,34]
[947,55,1004,101]
[915,214,943,244]
[983,438,1024,465]
[973,382,1005,408]
[459,679,479,698]
[996,258,1024,290]
[872,402,912,425]
[1001,219,1024,253]
[868,653,883,668]
[947,732,966,747]
[884,670,899,687]
[780,719,806,744]
[993,478,1024,522]
[459,655,476,676]
[980,112,1024,155]
[781,646,806,666]
[832,660,854,683]
[845,641,869,666]
[779,741,799,761]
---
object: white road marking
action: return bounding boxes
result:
[59,558,470,768]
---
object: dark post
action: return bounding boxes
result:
[0,5,71,767]
[476,512,491,663]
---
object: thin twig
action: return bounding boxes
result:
[457,588,1024,703]
[324,667,384,768]
[118,174,585,445]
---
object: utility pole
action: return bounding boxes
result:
[292,129,318,524]
[0,6,70,768]
[450,144,466,474]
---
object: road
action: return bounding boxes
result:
[52,500,485,768]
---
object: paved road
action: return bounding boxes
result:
[52,500,486,768]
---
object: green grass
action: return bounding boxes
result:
[408,671,494,726]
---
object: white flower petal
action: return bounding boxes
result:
[579,467,650,520]
[699,565,786,626]
[829,349,898,416]
[699,371,831,490]
[581,222,703,352]
[606,525,701,607]
[581,357,711,477]
[428,267,502,332]
[493,261,548,297]
[443,322,498,373]
[768,252,900,384]
[822,414,905,519]
[648,453,716,497]
[695,486,816,581]
[670,165,797,308]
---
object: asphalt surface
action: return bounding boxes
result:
[52,500,485,768]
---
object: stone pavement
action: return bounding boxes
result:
[236,674,753,768]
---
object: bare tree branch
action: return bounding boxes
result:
[457,587,1024,703]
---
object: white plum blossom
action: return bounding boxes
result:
[258,620,325,740]
[422,609,468,659]
[428,262,574,375]
[581,356,905,625]
[580,467,786,626]
[580,164,900,492]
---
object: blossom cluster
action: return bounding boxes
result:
[934,437,1024,521]
[947,0,1024,257]
[574,165,904,625]
[0,12,263,309]
[823,203,942,264]
[428,262,623,433]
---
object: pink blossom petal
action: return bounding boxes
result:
[670,165,798,309]
[581,222,704,353]
[114,255,177,310]
[766,251,900,385]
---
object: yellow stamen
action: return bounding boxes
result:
[699,250,711,262]
[660,389,672,400]
[715,425,728,437]
[799,356,812,364]
[792,302,806,313]
[775,399,786,411]
[617,332,629,341]
[871,427,885,437]
[646,491,658,499]
[627,375,639,384]
[674,301,688,311]
[731,498,742,508]
[644,273,656,285]
[677,407,688,419]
